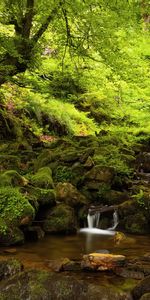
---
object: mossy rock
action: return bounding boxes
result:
[0,187,35,245]
[0,269,132,300]
[0,155,20,171]
[0,259,23,280]
[84,165,114,184]
[0,219,24,246]
[123,213,149,234]
[0,170,28,187]
[30,167,54,189]
[43,204,77,234]
[56,182,88,207]
[26,186,56,206]
[34,149,55,171]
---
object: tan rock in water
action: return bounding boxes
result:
[81,253,126,271]
[114,231,135,245]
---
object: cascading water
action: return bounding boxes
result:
[107,210,119,231]
[80,207,118,235]
[87,211,100,228]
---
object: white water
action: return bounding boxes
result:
[79,209,118,236]
[107,210,119,231]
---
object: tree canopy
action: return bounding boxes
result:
[0,0,145,85]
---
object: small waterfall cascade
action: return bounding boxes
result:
[107,210,119,231]
[87,208,119,231]
[87,211,100,228]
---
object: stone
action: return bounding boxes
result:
[140,293,150,300]
[56,182,87,207]
[24,226,45,241]
[81,253,126,271]
[0,269,133,300]
[43,204,77,234]
[84,165,114,183]
[3,248,17,254]
[46,258,70,272]
[0,259,23,280]
[132,275,150,300]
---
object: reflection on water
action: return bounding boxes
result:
[0,232,150,269]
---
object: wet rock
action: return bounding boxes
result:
[3,248,17,254]
[56,182,87,207]
[140,293,150,300]
[24,226,45,241]
[46,258,70,272]
[0,269,133,300]
[132,276,150,300]
[43,204,77,234]
[0,259,23,280]
[81,253,126,271]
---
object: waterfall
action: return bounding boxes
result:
[107,210,119,231]
[87,211,100,228]
[87,209,118,231]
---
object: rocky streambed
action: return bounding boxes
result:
[0,251,150,300]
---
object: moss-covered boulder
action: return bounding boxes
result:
[118,197,150,234]
[0,170,28,187]
[0,269,133,300]
[34,149,55,171]
[26,186,56,207]
[56,182,88,207]
[43,204,77,234]
[83,165,114,190]
[30,167,54,189]
[0,259,23,280]
[0,187,35,245]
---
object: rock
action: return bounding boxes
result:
[46,258,70,272]
[140,293,150,300]
[132,276,150,300]
[30,167,54,189]
[0,187,35,246]
[115,267,144,280]
[24,226,45,241]
[0,269,133,300]
[3,248,17,254]
[63,260,81,271]
[81,253,126,271]
[84,166,114,183]
[83,156,94,168]
[113,232,135,246]
[43,204,77,234]
[56,182,87,207]
[0,259,23,280]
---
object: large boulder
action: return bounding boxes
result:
[30,167,54,189]
[0,187,35,246]
[56,182,88,207]
[118,199,150,234]
[83,166,114,190]
[43,204,77,234]
[0,269,133,300]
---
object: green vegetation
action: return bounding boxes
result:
[0,0,150,242]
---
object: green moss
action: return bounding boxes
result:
[27,186,56,206]
[0,170,27,187]
[30,167,54,189]
[43,204,77,233]
[0,187,35,224]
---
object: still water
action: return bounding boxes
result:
[1,231,150,269]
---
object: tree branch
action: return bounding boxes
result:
[32,6,58,44]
